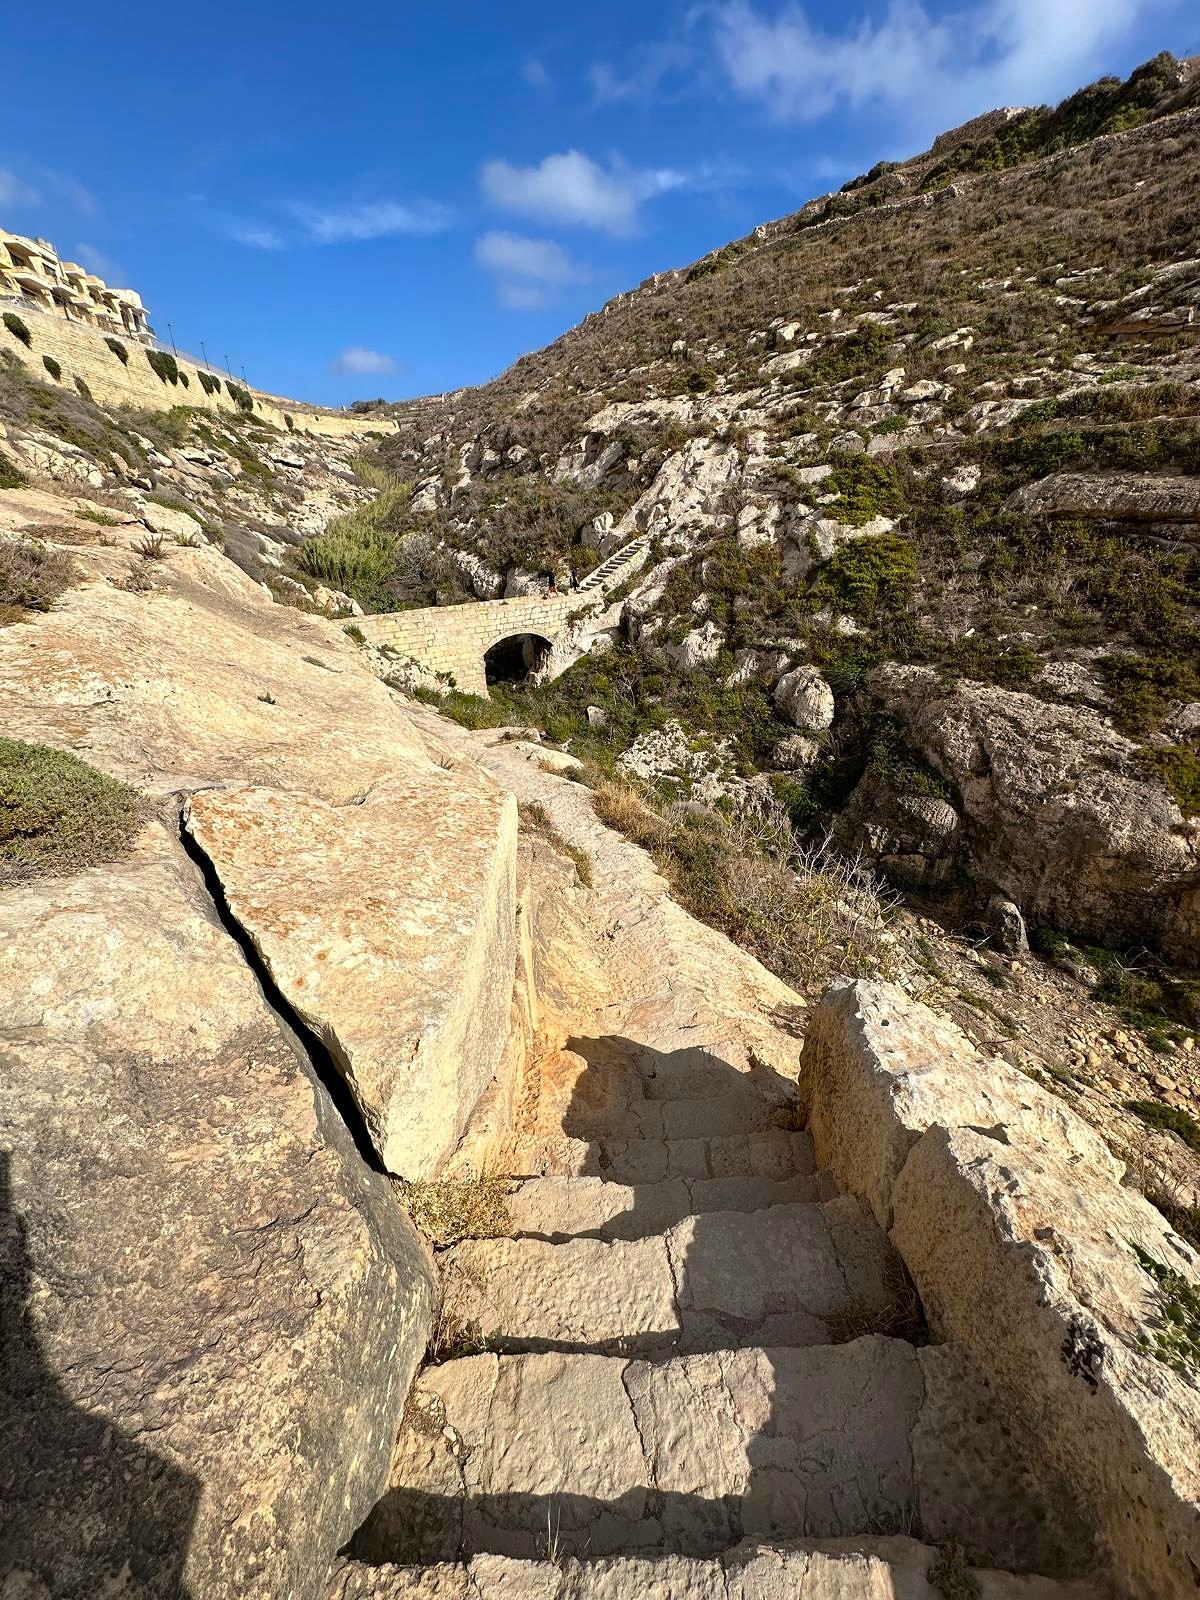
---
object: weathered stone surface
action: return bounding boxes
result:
[0,826,436,1600]
[774,666,835,730]
[894,1125,1200,1600]
[799,979,1118,1228]
[184,775,518,1178]
[1004,470,1200,526]
[329,1540,1095,1599]
[503,1173,835,1241]
[355,1339,1067,1568]
[868,663,1200,958]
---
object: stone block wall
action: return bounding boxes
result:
[358,594,588,696]
[0,305,395,440]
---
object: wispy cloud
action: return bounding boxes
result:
[0,164,96,215]
[707,0,1175,132]
[74,243,126,284]
[589,41,694,105]
[481,150,688,235]
[220,218,286,250]
[287,197,453,244]
[0,167,39,209]
[475,230,586,310]
[522,58,550,89]
[330,346,395,375]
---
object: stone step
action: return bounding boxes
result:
[437,1196,906,1356]
[501,1128,815,1183]
[351,1342,1068,1575]
[331,1539,1095,1599]
[505,1172,838,1241]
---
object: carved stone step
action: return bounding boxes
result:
[505,1172,837,1241]
[437,1196,905,1356]
[500,1128,815,1183]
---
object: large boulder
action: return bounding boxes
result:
[184,773,518,1180]
[774,665,835,731]
[1005,471,1200,531]
[865,665,1200,959]
[0,826,436,1599]
[799,980,1200,1600]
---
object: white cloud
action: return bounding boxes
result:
[589,42,693,105]
[475,230,587,311]
[709,0,1174,132]
[0,167,39,209]
[330,346,395,375]
[288,198,452,244]
[522,58,550,89]
[225,220,286,250]
[481,150,687,235]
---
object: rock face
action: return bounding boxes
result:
[801,980,1200,1600]
[0,826,437,1600]
[184,775,518,1179]
[774,665,835,730]
[865,664,1200,957]
[1004,471,1200,529]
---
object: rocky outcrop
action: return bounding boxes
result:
[774,665,835,730]
[0,825,436,1599]
[184,775,517,1178]
[863,665,1200,957]
[1005,471,1200,528]
[801,980,1200,1600]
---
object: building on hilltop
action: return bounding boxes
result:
[0,230,153,341]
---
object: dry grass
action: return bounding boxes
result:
[396,1173,511,1247]
[0,537,76,613]
[592,779,903,991]
[518,800,595,888]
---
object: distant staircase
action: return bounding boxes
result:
[576,532,652,595]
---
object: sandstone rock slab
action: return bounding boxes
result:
[184,773,517,1178]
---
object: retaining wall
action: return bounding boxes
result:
[0,305,395,439]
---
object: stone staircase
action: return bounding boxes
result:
[575,533,652,595]
[335,1031,1092,1598]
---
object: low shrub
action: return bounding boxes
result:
[0,451,25,490]
[104,336,128,364]
[0,737,147,886]
[1135,746,1200,818]
[0,538,75,611]
[146,349,180,385]
[2,312,31,347]
[397,1175,510,1246]
[518,800,594,887]
[815,534,918,622]
[196,371,220,396]
[73,375,92,402]
[226,381,254,414]
[41,355,61,381]
[1128,1100,1200,1154]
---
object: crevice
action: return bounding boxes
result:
[177,812,386,1174]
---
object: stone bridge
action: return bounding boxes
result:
[355,533,652,696]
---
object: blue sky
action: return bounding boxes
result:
[3,1,1195,405]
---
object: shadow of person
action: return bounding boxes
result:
[0,1151,199,1599]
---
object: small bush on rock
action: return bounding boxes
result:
[104,336,128,363]
[2,312,31,347]
[397,1175,510,1246]
[0,538,75,612]
[0,451,25,489]
[41,355,61,381]
[1135,746,1200,818]
[0,738,147,886]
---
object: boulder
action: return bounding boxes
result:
[941,463,981,500]
[800,980,1200,1600]
[666,620,725,672]
[987,893,1029,954]
[774,666,835,731]
[183,774,518,1179]
[771,732,821,771]
[1004,471,1200,529]
[0,827,435,1599]
[137,497,205,541]
[868,665,1200,960]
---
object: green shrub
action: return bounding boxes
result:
[822,455,913,525]
[0,538,75,611]
[1102,655,1200,736]
[41,355,61,381]
[815,534,917,621]
[0,737,147,886]
[104,336,128,364]
[0,451,24,490]
[1135,746,1200,818]
[1128,1101,1200,1154]
[146,349,180,385]
[226,381,254,413]
[73,375,92,402]
[2,312,31,347]
[196,370,220,396]
[1132,1242,1200,1375]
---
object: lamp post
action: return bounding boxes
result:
[167,321,178,357]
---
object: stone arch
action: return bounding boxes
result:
[483,631,554,688]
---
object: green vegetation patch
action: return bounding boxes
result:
[0,450,25,490]
[225,381,254,414]
[146,349,180,385]
[0,738,147,886]
[1135,746,1200,818]
[41,355,61,381]
[1128,1101,1200,1155]
[104,336,128,364]
[1132,1243,1200,1376]
[815,533,917,622]
[822,455,912,525]
[2,313,31,347]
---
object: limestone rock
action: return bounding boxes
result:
[869,664,1200,959]
[1004,471,1200,527]
[666,620,725,671]
[183,775,518,1179]
[941,463,981,499]
[774,666,835,731]
[135,496,206,541]
[0,827,435,1599]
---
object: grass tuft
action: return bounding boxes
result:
[397,1175,511,1247]
[0,538,75,613]
[0,738,147,886]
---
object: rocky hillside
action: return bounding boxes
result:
[342,54,1200,972]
